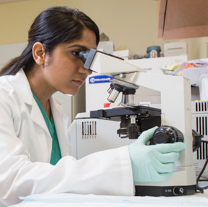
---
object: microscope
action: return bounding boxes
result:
[69,49,196,196]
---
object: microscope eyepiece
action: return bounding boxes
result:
[78,49,97,70]
[79,50,90,63]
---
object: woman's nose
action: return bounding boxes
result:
[79,66,92,75]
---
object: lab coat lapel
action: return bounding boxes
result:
[8,69,53,162]
[29,102,53,161]
[50,95,69,157]
[30,101,51,137]
[9,69,52,143]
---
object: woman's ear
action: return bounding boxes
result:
[32,42,45,65]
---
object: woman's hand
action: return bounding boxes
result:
[128,126,186,183]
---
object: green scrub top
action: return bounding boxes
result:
[32,92,62,165]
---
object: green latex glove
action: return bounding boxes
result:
[128,126,186,183]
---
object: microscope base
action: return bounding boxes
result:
[135,185,196,196]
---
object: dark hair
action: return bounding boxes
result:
[0,6,99,76]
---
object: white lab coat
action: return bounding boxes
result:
[0,69,134,206]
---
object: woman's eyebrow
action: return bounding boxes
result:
[67,45,89,51]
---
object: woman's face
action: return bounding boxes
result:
[42,28,97,95]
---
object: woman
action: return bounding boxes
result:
[0,6,185,206]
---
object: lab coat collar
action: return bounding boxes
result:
[9,69,33,105]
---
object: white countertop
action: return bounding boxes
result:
[11,189,208,207]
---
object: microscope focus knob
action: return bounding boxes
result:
[150,125,184,145]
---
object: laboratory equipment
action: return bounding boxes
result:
[145,45,161,58]
[163,42,187,57]
[85,55,187,112]
[192,101,208,179]
[69,49,196,196]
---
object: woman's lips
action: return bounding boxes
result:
[73,80,84,86]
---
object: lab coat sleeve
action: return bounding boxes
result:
[0,96,134,206]
[1,146,134,206]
